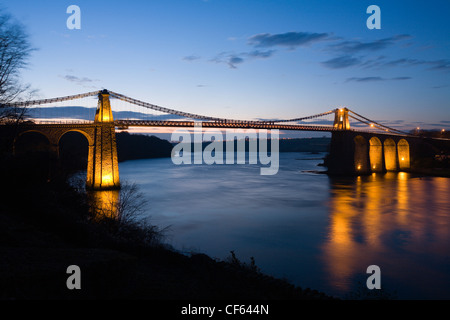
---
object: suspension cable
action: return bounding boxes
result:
[109,90,336,124]
[2,89,338,127]
[109,91,234,122]
[263,109,336,123]
[3,91,100,107]
[348,109,411,135]
[348,115,393,133]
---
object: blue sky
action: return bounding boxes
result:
[4,0,450,133]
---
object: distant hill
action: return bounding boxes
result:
[172,137,331,153]
[279,137,330,152]
[116,132,173,162]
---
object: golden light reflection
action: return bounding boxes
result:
[354,136,368,173]
[384,139,397,171]
[325,184,359,292]
[398,139,410,170]
[89,190,120,220]
[396,172,409,225]
[322,173,450,296]
[364,174,382,247]
[369,137,383,173]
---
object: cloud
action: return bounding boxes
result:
[427,59,450,71]
[211,50,274,69]
[322,56,361,69]
[201,28,447,76]
[428,123,450,127]
[328,34,411,54]
[248,31,330,49]
[346,76,384,82]
[346,76,411,82]
[382,58,424,68]
[183,55,201,61]
[382,58,450,71]
[62,75,96,84]
[60,75,99,88]
[228,56,244,68]
[247,50,276,59]
[432,85,449,89]
[320,33,449,74]
[206,31,329,69]
[384,120,405,124]
[391,76,412,80]
[351,57,450,72]
[210,52,244,69]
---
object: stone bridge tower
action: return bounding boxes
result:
[334,108,350,130]
[86,90,120,190]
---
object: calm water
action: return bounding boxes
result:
[117,152,450,299]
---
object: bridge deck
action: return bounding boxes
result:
[115,120,339,132]
[4,120,441,139]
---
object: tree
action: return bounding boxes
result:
[0,9,35,123]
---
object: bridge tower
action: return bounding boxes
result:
[86,89,120,190]
[334,108,350,130]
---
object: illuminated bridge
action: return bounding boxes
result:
[1,89,447,190]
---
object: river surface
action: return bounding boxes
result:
[117,152,450,299]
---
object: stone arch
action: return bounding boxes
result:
[369,136,383,173]
[56,128,94,146]
[13,130,52,155]
[15,129,51,144]
[398,139,410,170]
[58,130,91,171]
[354,135,368,173]
[384,138,397,171]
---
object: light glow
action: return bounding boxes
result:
[102,173,113,186]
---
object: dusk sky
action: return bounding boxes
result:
[4,0,450,133]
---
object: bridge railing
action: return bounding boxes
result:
[32,120,93,125]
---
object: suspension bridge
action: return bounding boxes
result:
[1,89,446,190]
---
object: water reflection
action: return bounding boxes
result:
[88,190,120,220]
[323,172,450,298]
[116,154,450,299]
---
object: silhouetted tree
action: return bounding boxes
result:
[0,9,35,123]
